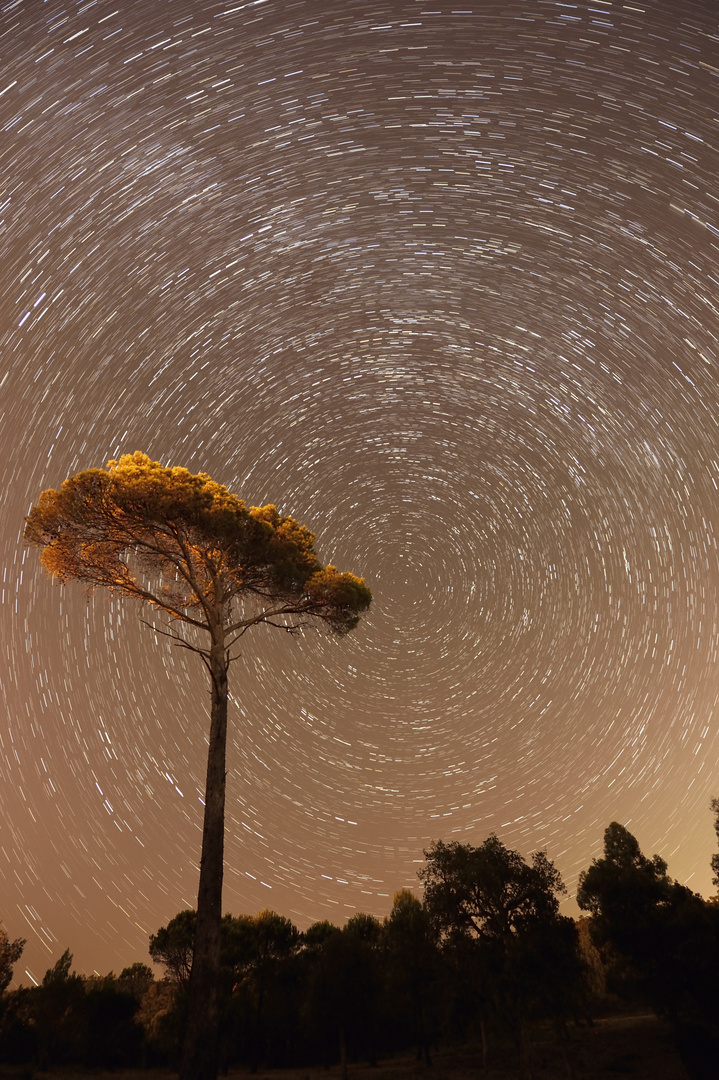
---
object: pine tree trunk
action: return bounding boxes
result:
[339,1024,348,1080]
[518,1017,530,1080]
[412,986,432,1066]
[180,635,228,1080]
[250,976,265,1073]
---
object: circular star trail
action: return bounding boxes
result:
[1,0,719,982]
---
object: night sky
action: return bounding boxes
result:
[1,0,719,985]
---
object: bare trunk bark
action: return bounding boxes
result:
[339,1024,348,1080]
[250,975,265,1073]
[415,996,432,1066]
[180,634,228,1080]
[480,1018,489,1072]
[518,1017,530,1080]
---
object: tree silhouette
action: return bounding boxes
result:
[578,822,719,1079]
[420,836,573,1073]
[240,910,301,1071]
[710,799,719,889]
[0,929,24,997]
[578,822,717,1012]
[34,950,87,1067]
[149,910,196,992]
[577,821,679,1003]
[421,836,565,944]
[25,452,371,1080]
[303,914,384,1080]
[384,890,439,1064]
[117,962,154,1002]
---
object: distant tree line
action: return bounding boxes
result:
[2,814,719,1078]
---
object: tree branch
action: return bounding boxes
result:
[164,522,217,625]
[120,580,209,629]
[224,603,311,636]
[226,618,306,649]
[140,619,211,659]
[102,515,216,624]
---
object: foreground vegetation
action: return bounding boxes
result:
[2,819,719,1079]
[0,1017,694,1080]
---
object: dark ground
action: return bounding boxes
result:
[0,1014,690,1080]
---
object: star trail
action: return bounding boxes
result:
[1,0,719,984]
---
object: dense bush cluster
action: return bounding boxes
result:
[2,822,719,1078]
[0,952,153,1069]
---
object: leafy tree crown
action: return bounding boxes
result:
[25,452,371,637]
[420,835,565,943]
